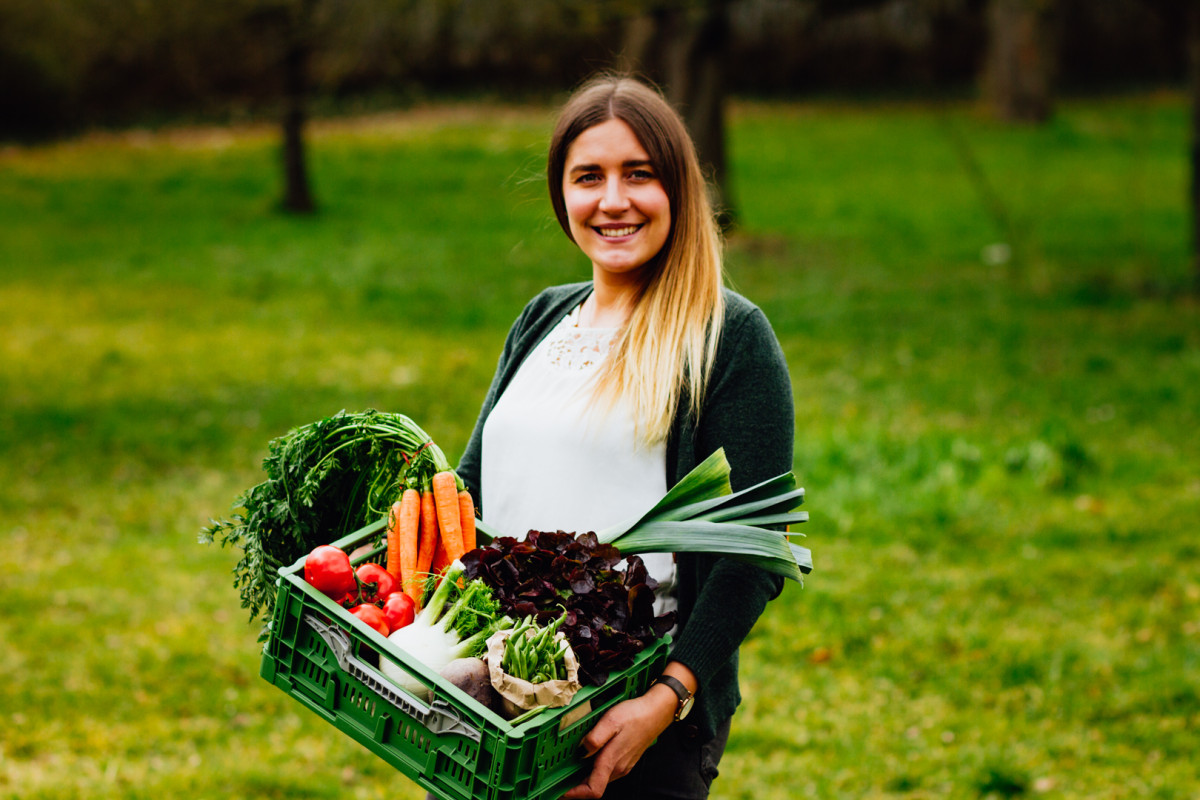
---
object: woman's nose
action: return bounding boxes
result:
[599,177,629,213]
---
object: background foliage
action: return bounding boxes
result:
[0,0,1187,139]
[1,92,1197,798]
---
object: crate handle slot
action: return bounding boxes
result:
[303,614,482,743]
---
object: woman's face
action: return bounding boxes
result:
[561,118,671,283]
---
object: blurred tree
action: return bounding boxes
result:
[1190,2,1200,289]
[982,0,1055,122]
[265,0,318,214]
[248,0,414,215]
[0,1,71,139]
[616,0,894,230]
[619,0,736,229]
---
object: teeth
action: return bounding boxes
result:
[598,226,638,238]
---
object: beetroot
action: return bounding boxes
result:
[440,657,502,713]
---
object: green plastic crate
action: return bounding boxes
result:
[260,519,671,800]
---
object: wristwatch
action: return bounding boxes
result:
[654,675,695,722]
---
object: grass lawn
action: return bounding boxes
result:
[1,93,1197,799]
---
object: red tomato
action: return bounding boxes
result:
[383,592,416,633]
[356,563,401,604]
[349,604,389,637]
[304,545,356,599]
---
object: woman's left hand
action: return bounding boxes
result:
[561,684,678,799]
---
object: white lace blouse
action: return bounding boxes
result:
[480,302,675,604]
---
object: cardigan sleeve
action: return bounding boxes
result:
[666,303,794,707]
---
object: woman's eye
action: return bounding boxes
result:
[575,173,601,184]
[630,169,655,181]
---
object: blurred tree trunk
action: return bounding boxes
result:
[1189,2,1200,291]
[620,1,735,230]
[982,0,1056,123]
[281,0,315,214]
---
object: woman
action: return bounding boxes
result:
[455,75,794,800]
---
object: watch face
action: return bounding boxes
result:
[677,695,694,720]
[657,676,694,721]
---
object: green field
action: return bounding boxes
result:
[1,94,1197,799]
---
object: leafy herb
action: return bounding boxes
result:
[200,409,450,628]
[425,573,505,648]
[381,563,515,699]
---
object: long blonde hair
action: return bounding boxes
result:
[547,75,725,445]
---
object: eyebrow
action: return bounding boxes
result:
[568,159,654,174]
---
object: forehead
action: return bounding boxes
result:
[565,118,651,167]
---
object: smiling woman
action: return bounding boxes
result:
[452,75,796,800]
[544,77,728,447]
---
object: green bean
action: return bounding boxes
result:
[501,613,574,683]
[515,636,528,678]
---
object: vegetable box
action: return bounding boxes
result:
[260,519,671,800]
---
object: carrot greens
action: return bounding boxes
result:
[201,409,453,628]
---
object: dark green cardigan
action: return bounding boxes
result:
[457,282,794,740]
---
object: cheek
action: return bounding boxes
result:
[641,186,671,224]
[649,196,672,253]
[563,191,593,232]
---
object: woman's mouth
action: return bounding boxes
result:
[595,224,641,238]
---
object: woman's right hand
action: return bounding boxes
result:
[561,684,678,799]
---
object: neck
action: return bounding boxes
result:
[585,270,643,328]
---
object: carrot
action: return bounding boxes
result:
[386,500,404,579]
[397,488,421,593]
[430,534,451,576]
[458,489,477,553]
[431,470,465,563]
[413,490,439,605]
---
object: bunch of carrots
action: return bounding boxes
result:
[385,468,477,611]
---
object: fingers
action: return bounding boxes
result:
[563,714,624,798]
[562,746,624,800]
[563,695,669,800]
[578,712,620,759]
[561,773,606,800]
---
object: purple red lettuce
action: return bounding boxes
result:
[460,530,676,685]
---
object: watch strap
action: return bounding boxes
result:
[654,675,695,721]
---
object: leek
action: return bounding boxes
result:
[596,449,812,582]
[474,448,812,582]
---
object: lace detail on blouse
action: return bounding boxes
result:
[542,305,618,372]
